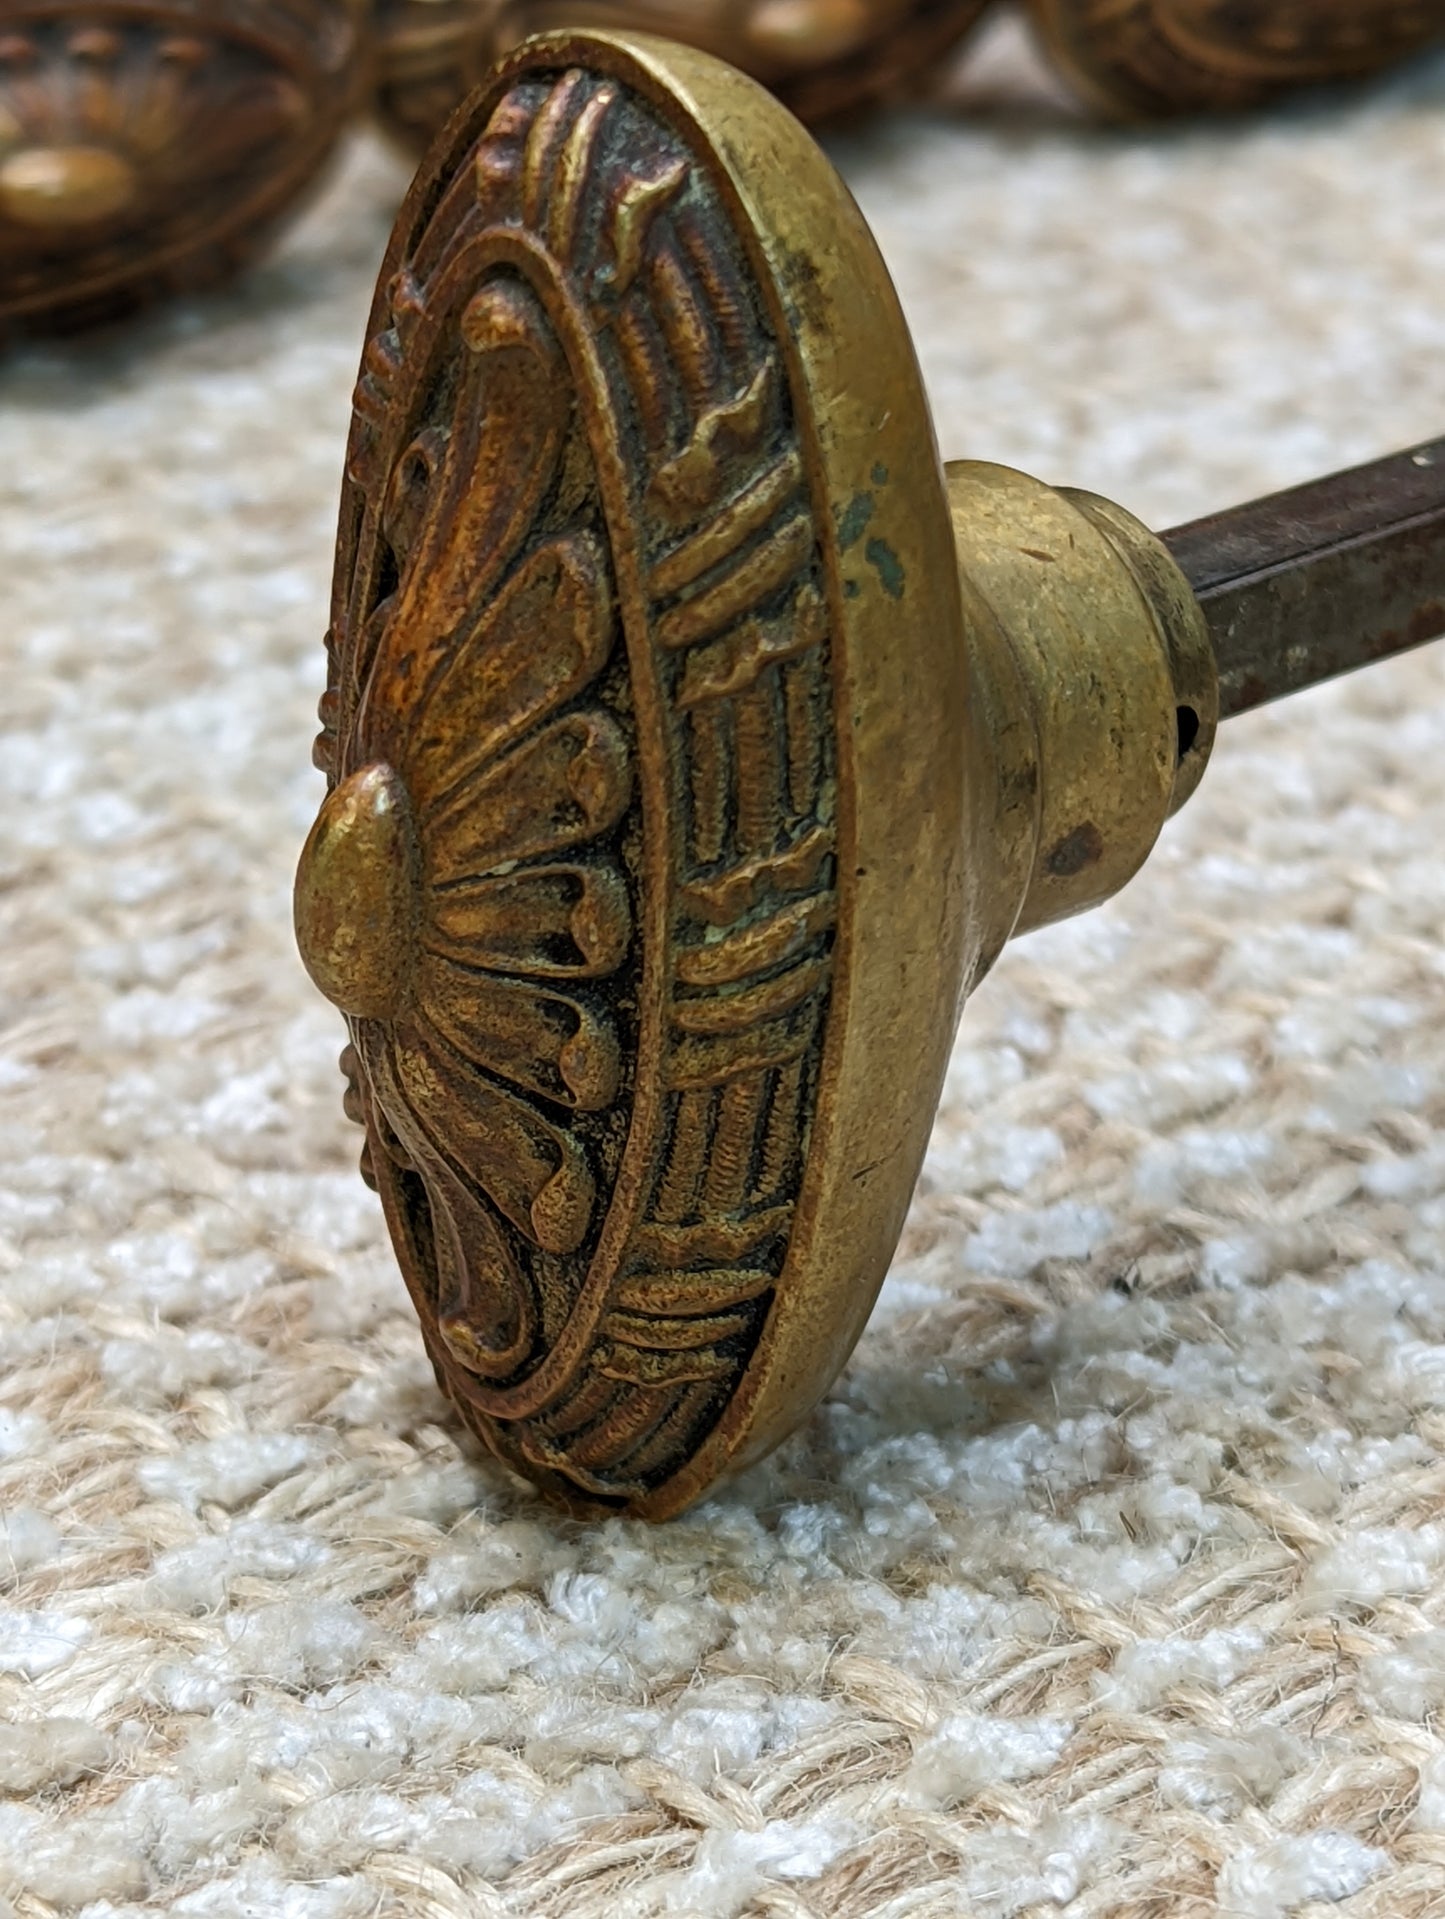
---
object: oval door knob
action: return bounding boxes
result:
[300,30,1445,1516]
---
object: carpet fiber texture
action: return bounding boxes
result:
[5,19,1445,1918]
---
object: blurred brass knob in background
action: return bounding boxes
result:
[371,0,992,150]
[1033,0,1445,116]
[0,0,366,332]
[370,0,1445,156]
[295,31,1445,1516]
[5,1,1442,332]
[371,0,502,149]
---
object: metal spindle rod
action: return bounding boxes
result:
[1162,437,1445,720]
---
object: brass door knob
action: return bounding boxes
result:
[369,0,1445,156]
[1032,0,1445,116]
[295,30,1445,1517]
[0,0,366,333]
[371,0,991,151]
[372,0,505,151]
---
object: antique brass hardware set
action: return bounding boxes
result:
[4,1,1444,329]
[292,31,1445,1516]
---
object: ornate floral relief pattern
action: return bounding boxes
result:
[307,57,839,1505]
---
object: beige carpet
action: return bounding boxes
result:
[5,18,1445,1918]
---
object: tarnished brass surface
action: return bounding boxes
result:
[947,464,1215,945]
[369,0,990,151]
[0,0,366,332]
[1030,0,1445,116]
[296,29,1228,1516]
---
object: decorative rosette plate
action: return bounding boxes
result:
[297,30,969,1516]
[370,0,992,154]
[1031,0,1445,115]
[0,0,364,331]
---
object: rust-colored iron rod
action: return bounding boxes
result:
[1161,438,1445,721]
